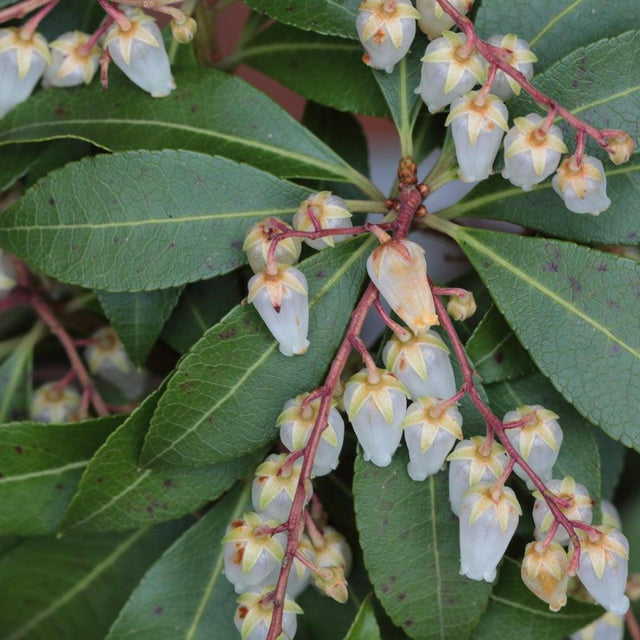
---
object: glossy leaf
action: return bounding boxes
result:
[0,521,187,640]
[62,388,260,533]
[0,416,121,536]
[454,228,640,450]
[0,150,312,291]
[476,0,640,70]
[354,449,492,640]
[471,558,601,639]
[0,144,43,192]
[141,236,375,467]
[343,595,382,640]
[98,288,183,366]
[593,429,626,502]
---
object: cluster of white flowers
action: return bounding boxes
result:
[356,0,620,216]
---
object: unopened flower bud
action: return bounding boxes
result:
[447,436,508,516]
[247,265,310,357]
[343,367,409,467]
[605,132,634,165]
[0,28,51,118]
[415,31,487,113]
[503,404,563,489]
[277,393,344,477]
[234,587,302,640]
[403,397,463,481]
[570,612,625,640]
[446,91,509,183]
[170,15,198,44]
[383,330,456,401]
[459,484,521,582]
[600,500,622,530]
[356,0,420,73]
[486,34,537,101]
[42,31,100,89]
[571,526,630,615]
[312,526,352,577]
[243,218,301,274]
[416,0,473,40]
[0,250,17,298]
[84,327,149,400]
[502,114,567,190]
[552,155,611,215]
[521,541,570,611]
[314,565,349,603]
[533,477,593,545]
[104,7,175,98]
[222,512,286,594]
[367,234,438,334]
[292,192,352,250]
[30,382,81,423]
[447,290,476,321]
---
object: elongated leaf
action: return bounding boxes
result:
[24,140,93,188]
[439,158,640,246]
[476,0,640,70]
[0,70,376,190]
[0,144,43,192]
[467,305,536,384]
[454,228,640,450]
[354,450,491,640]
[0,521,187,640]
[141,236,374,467]
[240,23,387,117]
[593,429,626,502]
[0,417,121,536]
[0,151,312,291]
[243,0,359,39]
[105,483,250,640]
[343,595,381,640]
[98,288,183,366]
[471,558,601,639]
[62,389,260,533]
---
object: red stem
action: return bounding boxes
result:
[20,0,57,38]
[78,17,113,56]
[0,0,49,23]
[627,608,640,640]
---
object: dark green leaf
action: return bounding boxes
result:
[38,0,103,39]
[0,521,188,640]
[240,23,387,117]
[98,288,183,366]
[354,449,492,640]
[467,305,536,384]
[0,144,43,192]
[0,416,121,536]
[0,150,312,291]
[242,0,360,39]
[476,0,640,70]
[61,388,260,533]
[471,558,601,639]
[343,594,381,640]
[105,484,250,640]
[593,429,626,501]
[141,236,374,467]
[454,228,640,451]
[24,140,94,188]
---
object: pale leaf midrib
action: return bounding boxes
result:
[489,594,594,619]
[428,477,445,640]
[529,0,587,46]
[240,41,359,61]
[471,331,514,367]
[0,460,88,484]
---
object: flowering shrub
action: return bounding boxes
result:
[0,0,638,639]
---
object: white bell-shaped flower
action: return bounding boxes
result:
[600,501,622,530]
[382,330,456,401]
[416,0,473,40]
[533,476,593,545]
[415,31,487,113]
[459,484,521,582]
[343,367,409,467]
[84,327,148,400]
[446,91,509,182]
[367,234,438,334]
[356,0,419,73]
[286,536,315,598]
[243,219,301,274]
[0,250,17,298]
[247,265,310,357]
[571,526,630,616]
[552,154,611,215]
[486,34,537,101]
[570,612,625,640]
[30,382,81,423]
[0,28,51,118]
[447,436,508,516]
[251,453,311,523]
[503,404,563,489]
[234,587,302,640]
[277,393,344,477]
[521,541,570,612]
[104,7,175,97]
[292,192,352,250]
[502,114,567,190]
[42,31,100,89]
[402,397,463,481]
[222,512,286,594]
